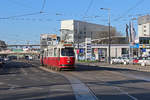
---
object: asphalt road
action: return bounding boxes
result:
[0,61,75,100]
[1,60,150,100]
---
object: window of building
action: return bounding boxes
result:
[139,37,150,44]
[144,30,146,32]
[144,25,146,28]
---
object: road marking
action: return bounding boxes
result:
[40,67,99,100]
[8,84,20,90]
[64,75,99,100]
[111,85,138,100]
[0,82,4,85]
[20,67,28,75]
[121,73,150,82]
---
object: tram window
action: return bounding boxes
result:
[58,48,60,57]
[54,48,57,56]
[61,48,74,56]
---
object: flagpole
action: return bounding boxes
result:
[129,21,132,61]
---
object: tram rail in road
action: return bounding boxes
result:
[40,66,99,100]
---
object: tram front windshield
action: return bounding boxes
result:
[61,48,74,56]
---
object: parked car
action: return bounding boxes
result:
[99,56,105,62]
[133,57,139,64]
[138,57,150,66]
[0,58,5,66]
[111,57,121,64]
[121,57,130,64]
[111,57,130,64]
[4,57,10,62]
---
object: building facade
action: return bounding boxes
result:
[0,40,6,51]
[40,34,60,50]
[60,20,130,61]
[138,15,150,37]
[138,15,150,57]
[60,20,117,43]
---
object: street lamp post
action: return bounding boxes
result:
[100,8,111,64]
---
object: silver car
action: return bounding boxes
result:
[138,57,150,66]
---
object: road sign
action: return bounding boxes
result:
[94,48,98,54]
[76,49,79,54]
[85,38,91,60]
[80,49,84,53]
[142,48,146,52]
[130,43,139,48]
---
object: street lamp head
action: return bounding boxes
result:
[56,13,62,16]
[131,18,137,20]
[100,8,110,11]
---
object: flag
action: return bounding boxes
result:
[129,21,136,43]
[126,24,129,42]
[129,22,132,43]
[132,27,136,42]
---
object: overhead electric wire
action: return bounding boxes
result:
[84,0,94,15]
[82,0,94,20]
[40,0,46,13]
[0,0,47,19]
[0,12,42,19]
[114,0,145,21]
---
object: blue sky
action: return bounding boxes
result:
[0,0,149,44]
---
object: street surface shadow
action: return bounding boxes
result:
[107,79,148,85]
[0,61,34,75]
[75,63,138,72]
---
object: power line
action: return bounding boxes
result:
[40,0,46,13]
[82,0,94,20]
[84,0,94,15]
[114,0,145,21]
[0,17,52,22]
[0,0,46,19]
[0,12,42,19]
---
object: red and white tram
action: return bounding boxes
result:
[40,43,75,71]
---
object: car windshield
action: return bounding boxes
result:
[61,48,74,56]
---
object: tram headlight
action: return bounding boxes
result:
[67,61,71,63]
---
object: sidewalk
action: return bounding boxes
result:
[77,62,150,72]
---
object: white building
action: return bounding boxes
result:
[40,34,60,50]
[138,15,150,37]
[60,20,116,43]
[138,15,150,57]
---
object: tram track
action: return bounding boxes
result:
[63,69,139,100]
[30,61,136,100]
[27,61,150,100]
[40,66,99,100]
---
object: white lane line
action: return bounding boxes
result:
[111,85,138,100]
[0,82,4,85]
[121,73,150,82]
[8,84,20,90]
[64,75,99,100]
[40,67,99,100]
[20,67,28,75]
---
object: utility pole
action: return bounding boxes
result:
[77,22,80,61]
[100,8,111,64]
